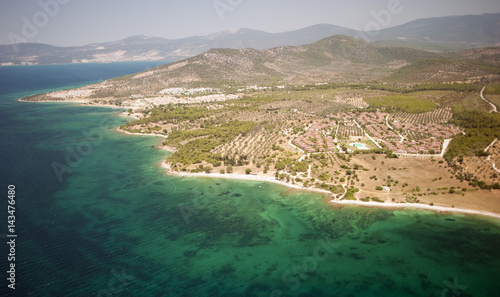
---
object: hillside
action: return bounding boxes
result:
[64,36,497,99]
[19,35,500,212]
[78,36,424,97]
[3,13,500,65]
[0,25,358,65]
[20,36,500,102]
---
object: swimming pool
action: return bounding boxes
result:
[350,143,368,149]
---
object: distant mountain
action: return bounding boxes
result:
[0,25,358,65]
[22,34,500,105]
[371,13,500,47]
[139,36,432,86]
[2,13,500,65]
[70,36,500,99]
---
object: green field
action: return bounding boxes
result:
[364,94,437,113]
[485,83,500,110]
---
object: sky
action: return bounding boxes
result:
[1,0,500,46]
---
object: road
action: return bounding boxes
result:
[385,114,405,143]
[353,119,383,149]
[485,138,500,174]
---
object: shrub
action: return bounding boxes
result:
[405,195,417,203]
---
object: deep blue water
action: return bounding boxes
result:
[1,63,500,297]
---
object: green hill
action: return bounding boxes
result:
[97,36,497,95]
[25,35,500,100]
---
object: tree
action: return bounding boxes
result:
[245,168,252,175]
[227,164,233,173]
[319,172,329,181]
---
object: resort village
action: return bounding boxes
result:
[292,111,460,156]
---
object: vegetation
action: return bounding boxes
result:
[391,108,453,125]
[485,83,500,95]
[122,106,214,127]
[342,187,359,200]
[364,95,437,113]
[18,31,500,214]
[446,111,500,158]
[405,195,419,203]
[411,83,483,93]
[371,197,385,203]
[164,121,256,166]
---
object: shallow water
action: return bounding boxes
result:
[1,64,500,297]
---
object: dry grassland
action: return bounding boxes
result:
[351,154,500,213]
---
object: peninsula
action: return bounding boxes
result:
[21,35,500,217]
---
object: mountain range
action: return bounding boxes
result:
[48,35,497,102]
[2,13,500,65]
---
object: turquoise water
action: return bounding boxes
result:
[1,64,500,296]
[351,143,368,149]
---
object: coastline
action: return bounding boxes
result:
[19,98,87,104]
[110,111,500,221]
[18,97,135,110]
[332,200,500,220]
[22,99,499,220]
[115,126,178,152]
[116,126,168,139]
[160,160,332,196]
[157,161,500,220]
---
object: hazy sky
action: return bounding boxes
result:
[1,0,500,46]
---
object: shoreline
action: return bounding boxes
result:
[331,200,500,220]
[111,111,500,221]
[115,127,178,152]
[158,161,500,220]
[160,160,333,196]
[19,98,137,110]
[116,126,168,139]
[19,98,87,104]
[21,98,500,220]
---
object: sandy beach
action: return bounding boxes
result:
[111,126,500,220]
[158,160,500,220]
[159,160,333,195]
[29,94,498,221]
[116,126,168,138]
[331,200,500,219]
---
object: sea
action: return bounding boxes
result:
[1,62,500,297]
